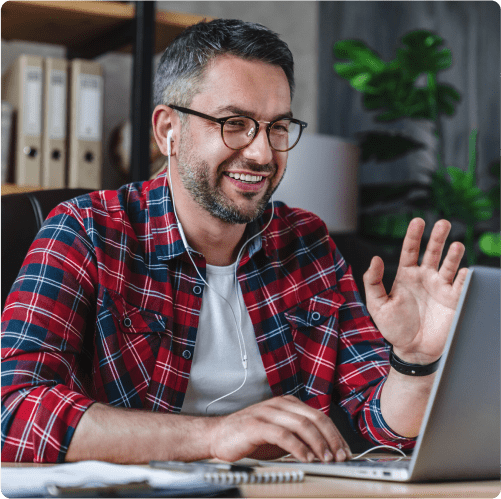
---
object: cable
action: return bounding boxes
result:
[166,147,274,413]
[352,445,407,462]
[277,444,407,463]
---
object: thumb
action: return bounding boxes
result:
[363,256,388,313]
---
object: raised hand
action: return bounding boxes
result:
[363,218,468,365]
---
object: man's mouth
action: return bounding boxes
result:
[224,172,265,184]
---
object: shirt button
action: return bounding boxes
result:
[123,317,132,328]
[193,285,203,295]
[182,350,192,360]
[311,311,321,322]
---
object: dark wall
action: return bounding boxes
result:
[317,1,500,187]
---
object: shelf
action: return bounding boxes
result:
[1,1,207,58]
[1,184,44,196]
[1,1,207,185]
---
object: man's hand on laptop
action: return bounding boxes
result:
[363,218,468,364]
[208,395,352,463]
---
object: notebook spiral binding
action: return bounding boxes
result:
[203,470,304,485]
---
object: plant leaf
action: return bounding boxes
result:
[357,131,426,162]
[334,62,364,80]
[351,73,372,91]
[479,232,501,257]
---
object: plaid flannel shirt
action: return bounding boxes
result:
[1,171,416,462]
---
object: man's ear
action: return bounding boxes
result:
[152,104,177,157]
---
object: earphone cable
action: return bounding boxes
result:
[167,149,274,412]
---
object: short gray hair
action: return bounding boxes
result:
[153,18,295,109]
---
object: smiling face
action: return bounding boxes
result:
[174,55,291,225]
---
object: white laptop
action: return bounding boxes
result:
[259,266,501,482]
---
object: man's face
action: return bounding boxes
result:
[175,55,291,224]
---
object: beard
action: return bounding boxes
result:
[176,135,284,225]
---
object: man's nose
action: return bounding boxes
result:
[241,126,274,165]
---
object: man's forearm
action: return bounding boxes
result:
[65,403,216,463]
[380,369,436,438]
[66,395,353,464]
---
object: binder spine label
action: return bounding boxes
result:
[23,66,42,137]
[48,69,67,140]
[77,74,103,141]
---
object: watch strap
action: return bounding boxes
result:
[389,346,442,376]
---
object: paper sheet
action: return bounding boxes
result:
[1,460,208,497]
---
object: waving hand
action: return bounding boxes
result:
[363,218,468,364]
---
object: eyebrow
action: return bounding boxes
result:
[213,105,294,121]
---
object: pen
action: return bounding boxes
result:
[149,460,254,473]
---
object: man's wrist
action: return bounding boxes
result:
[389,346,442,376]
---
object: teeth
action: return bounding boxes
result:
[227,172,263,183]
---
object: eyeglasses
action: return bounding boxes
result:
[168,104,307,152]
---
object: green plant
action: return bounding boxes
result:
[428,130,497,265]
[333,30,460,164]
[333,30,499,266]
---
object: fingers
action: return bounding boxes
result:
[399,219,464,282]
[276,396,351,462]
[452,266,469,295]
[438,241,465,284]
[363,256,388,314]
[213,396,352,464]
[398,218,426,268]
[421,219,451,270]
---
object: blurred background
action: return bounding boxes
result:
[2,1,499,295]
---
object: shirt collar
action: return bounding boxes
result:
[146,169,275,262]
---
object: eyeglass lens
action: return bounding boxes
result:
[222,117,301,152]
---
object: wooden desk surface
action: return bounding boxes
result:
[3,462,499,498]
[241,473,499,498]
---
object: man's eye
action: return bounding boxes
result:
[272,121,290,133]
[225,119,247,128]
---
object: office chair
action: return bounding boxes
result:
[1,188,93,310]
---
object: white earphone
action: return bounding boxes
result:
[167,129,173,156]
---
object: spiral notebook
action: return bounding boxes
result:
[149,460,304,484]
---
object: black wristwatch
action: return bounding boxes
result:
[389,346,442,376]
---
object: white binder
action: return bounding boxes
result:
[2,54,43,186]
[67,59,103,189]
[41,57,67,188]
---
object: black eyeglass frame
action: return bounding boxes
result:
[168,104,308,152]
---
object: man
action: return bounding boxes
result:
[1,19,467,464]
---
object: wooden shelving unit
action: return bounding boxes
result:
[1,1,206,58]
[1,1,207,187]
[1,184,44,196]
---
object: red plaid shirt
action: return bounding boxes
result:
[1,171,415,462]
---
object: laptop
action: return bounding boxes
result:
[259,266,501,482]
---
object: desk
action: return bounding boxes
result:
[241,473,499,498]
[2,462,499,498]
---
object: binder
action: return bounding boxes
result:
[2,54,43,186]
[67,59,103,189]
[41,57,67,188]
[1,101,14,184]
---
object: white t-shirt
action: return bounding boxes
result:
[180,261,273,415]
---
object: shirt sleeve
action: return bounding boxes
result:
[330,238,416,450]
[1,204,97,462]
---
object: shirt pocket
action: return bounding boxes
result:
[284,288,345,400]
[107,289,171,335]
[94,288,173,407]
[284,288,345,332]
